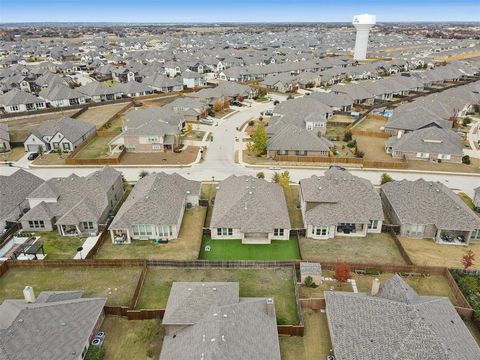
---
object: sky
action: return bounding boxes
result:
[0,0,479,23]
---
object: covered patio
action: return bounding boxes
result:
[436,229,470,245]
[336,223,367,237]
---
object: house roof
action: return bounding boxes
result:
[77,80,117,97]
[123,107,182,137]
[300,168,384,225]
[109,172,200,230]
[0,88,43,107]
[325,275,480,360]
[31,117,95,145]
[0,291,106,360]
[0,123,9,142]
[381,178,480,231]
[210,175,291,233]
[267,122,333,152]
[38,83,85,101]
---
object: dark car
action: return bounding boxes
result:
[27,152,39,161]
[329,165,346,171]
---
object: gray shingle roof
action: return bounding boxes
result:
[0,89,43,106]
[210,175,291,233]
[325,275,480,360]
[123,107,182,137]
[0,123,9,142]
[32,117,95,145]
[267,122,332,152]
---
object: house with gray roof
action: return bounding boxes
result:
[20,167,123,236]
[325,275,480,360]
[164,97,207,122]
[160,282,281,360]
[38,83,86,108]
[381,179,480,244]
[210,175,291,244]
[299,168,384,239]
[143,73,183,93]
[112,80,153,97]
[0,123,10,152]
[23,117,96,153]
[385,127,464,163]
[77,80,121,102]
[0,169,43,235]
[0,88,46,113]
[0,290,106,360]
[385,107,454,136]
[109,172,200,243]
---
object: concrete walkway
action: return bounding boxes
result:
[74,234,101,259]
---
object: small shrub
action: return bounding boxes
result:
[346,140,357,148]
[303,275,318,288]
[380,173,393,185]
[462,117,472,126]
[85,346,105,360]
[462,155,471,165]
[256,172,265,179]
[276,316,287,325]
[273,100,279,105]
[365,268,382,276]
[343,130,353,142]
[248,120,255,126]
[355,150,364,158]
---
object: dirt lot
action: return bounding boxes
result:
[120,146,199,165]
[354,135,401,162]
[2,110,78,142]
[0,147,25,161]
[354,117,387,131]
[299,232,407,265]
[77,103,128,129]
[32,153,66,165]
[399,237,480,269]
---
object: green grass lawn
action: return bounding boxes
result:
[199,236,300,260]
[35,231,84,260]
[284,185,303,228]
[74,135,117,159]
[0,267,141,306]
[137,267,298,324]
[96,316,164,360]
[459,192,475,210]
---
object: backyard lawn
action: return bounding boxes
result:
[74,135,118,159]
[34,231,84,260]
[284,185,303,228]
[399,237,480,269]
[199,236,300,261]
[77,102,128,129]
[280,310,332,360]
[0,267,141,306]
[300,271,460,306]
[137,267,298,324]
[96,207,206,260]
[299,232,406,265]
[97,316,164,360]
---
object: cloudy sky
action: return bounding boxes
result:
[1,0,479,23]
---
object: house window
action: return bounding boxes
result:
[152,145,161,150]
[217,228,233,236]
[11,105,20,112]
[472,229,480,241]
[416,152,429,158]
[367,220,379,230]
[148,136,159,143]
[52,142,59,150]
[132,224,153,236]
[277,150,288,155]
[296,150,307,156]
[157,225,172,237]
[63,143,71,151]
[28,220,45,229]
[82,221,94,230]
[438,154,451,160]
[313,226,329,236]
[313,122,324,128]
[274,228,284,236]
[405,224,425,237]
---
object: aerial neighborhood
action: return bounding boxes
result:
[0,8,480,360]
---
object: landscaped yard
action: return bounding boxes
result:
[399,237,480,269]
[180,130,206,141]
[325,123,348,138]
[299,232,407,265]
[31,152,66,165]
[96,316,164,360]
[199,236,300,260]
[354,135,402,162]
[300,271,460,306]
[74,135,118,159]
[284,185,303,228]
[96,207,207,260]
[280,309,332,360]
[34,231,84,260]
[137,267,298,324]
[0,266,141,306]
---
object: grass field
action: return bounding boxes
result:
[77,103,128,129]
[0,267,141,306]
[35,231,84,260]
[399,237,480,269]
[96,207,206,260]
[354,117,387,131]
[300,271,460,306]
[199,236,300,260]
[284,185,303,228]
[98,316,164,360]
[299,232,406,265]
[137,267,298,324]
[280,309,332,360]
[74,135,117,159]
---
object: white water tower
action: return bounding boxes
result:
[353,14,376,61]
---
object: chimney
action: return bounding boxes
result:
[265,298,274,317]
[371,278,380,296]
[23,286,36,303]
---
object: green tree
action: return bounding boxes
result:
[303,275,317,288]
[256,172,265,179]
[278,170,290,188]
[462,117,472,127]
[38,146,44,158]
[343,130,353,142]
[462,155,471,165]
[380,173,393,185]
[272,172,280,183]
[251,124,268,156]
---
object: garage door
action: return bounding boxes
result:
[27,145,40,152]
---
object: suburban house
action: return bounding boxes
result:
[299,168,384,239]
[77,80,121,102]
[118,107,184,152]
[0,123,10,152]
[0,290,106,360]
[160,282,281,360]
[143,73,183,93]
[23,117,96,153]
[384,107,454,136]
[381,179,480,244]
[38,83,86,107]
[385,127,464,163]
[164,97,208,122]
[267,122,333,159]
[112,80,153,97]
[109,172,200,243]
[20,167,123,236]
[182,71,206,88]
[0,169,44,235]
[273,97,333,135]
[309,91,354,112]
[210,175,291,244]
[0,88,47,113]
[325,275,480,360]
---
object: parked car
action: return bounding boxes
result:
[200,118,214,125]
[264,110,273,116]
[27,152,39,161]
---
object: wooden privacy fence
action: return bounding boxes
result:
[388,229,413,265]
[277,325,305,336]
[104,306,164,320]
[362,160,408,169]
[275,155,363,164]
[299,298,326,310]
[350,128,390,138]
